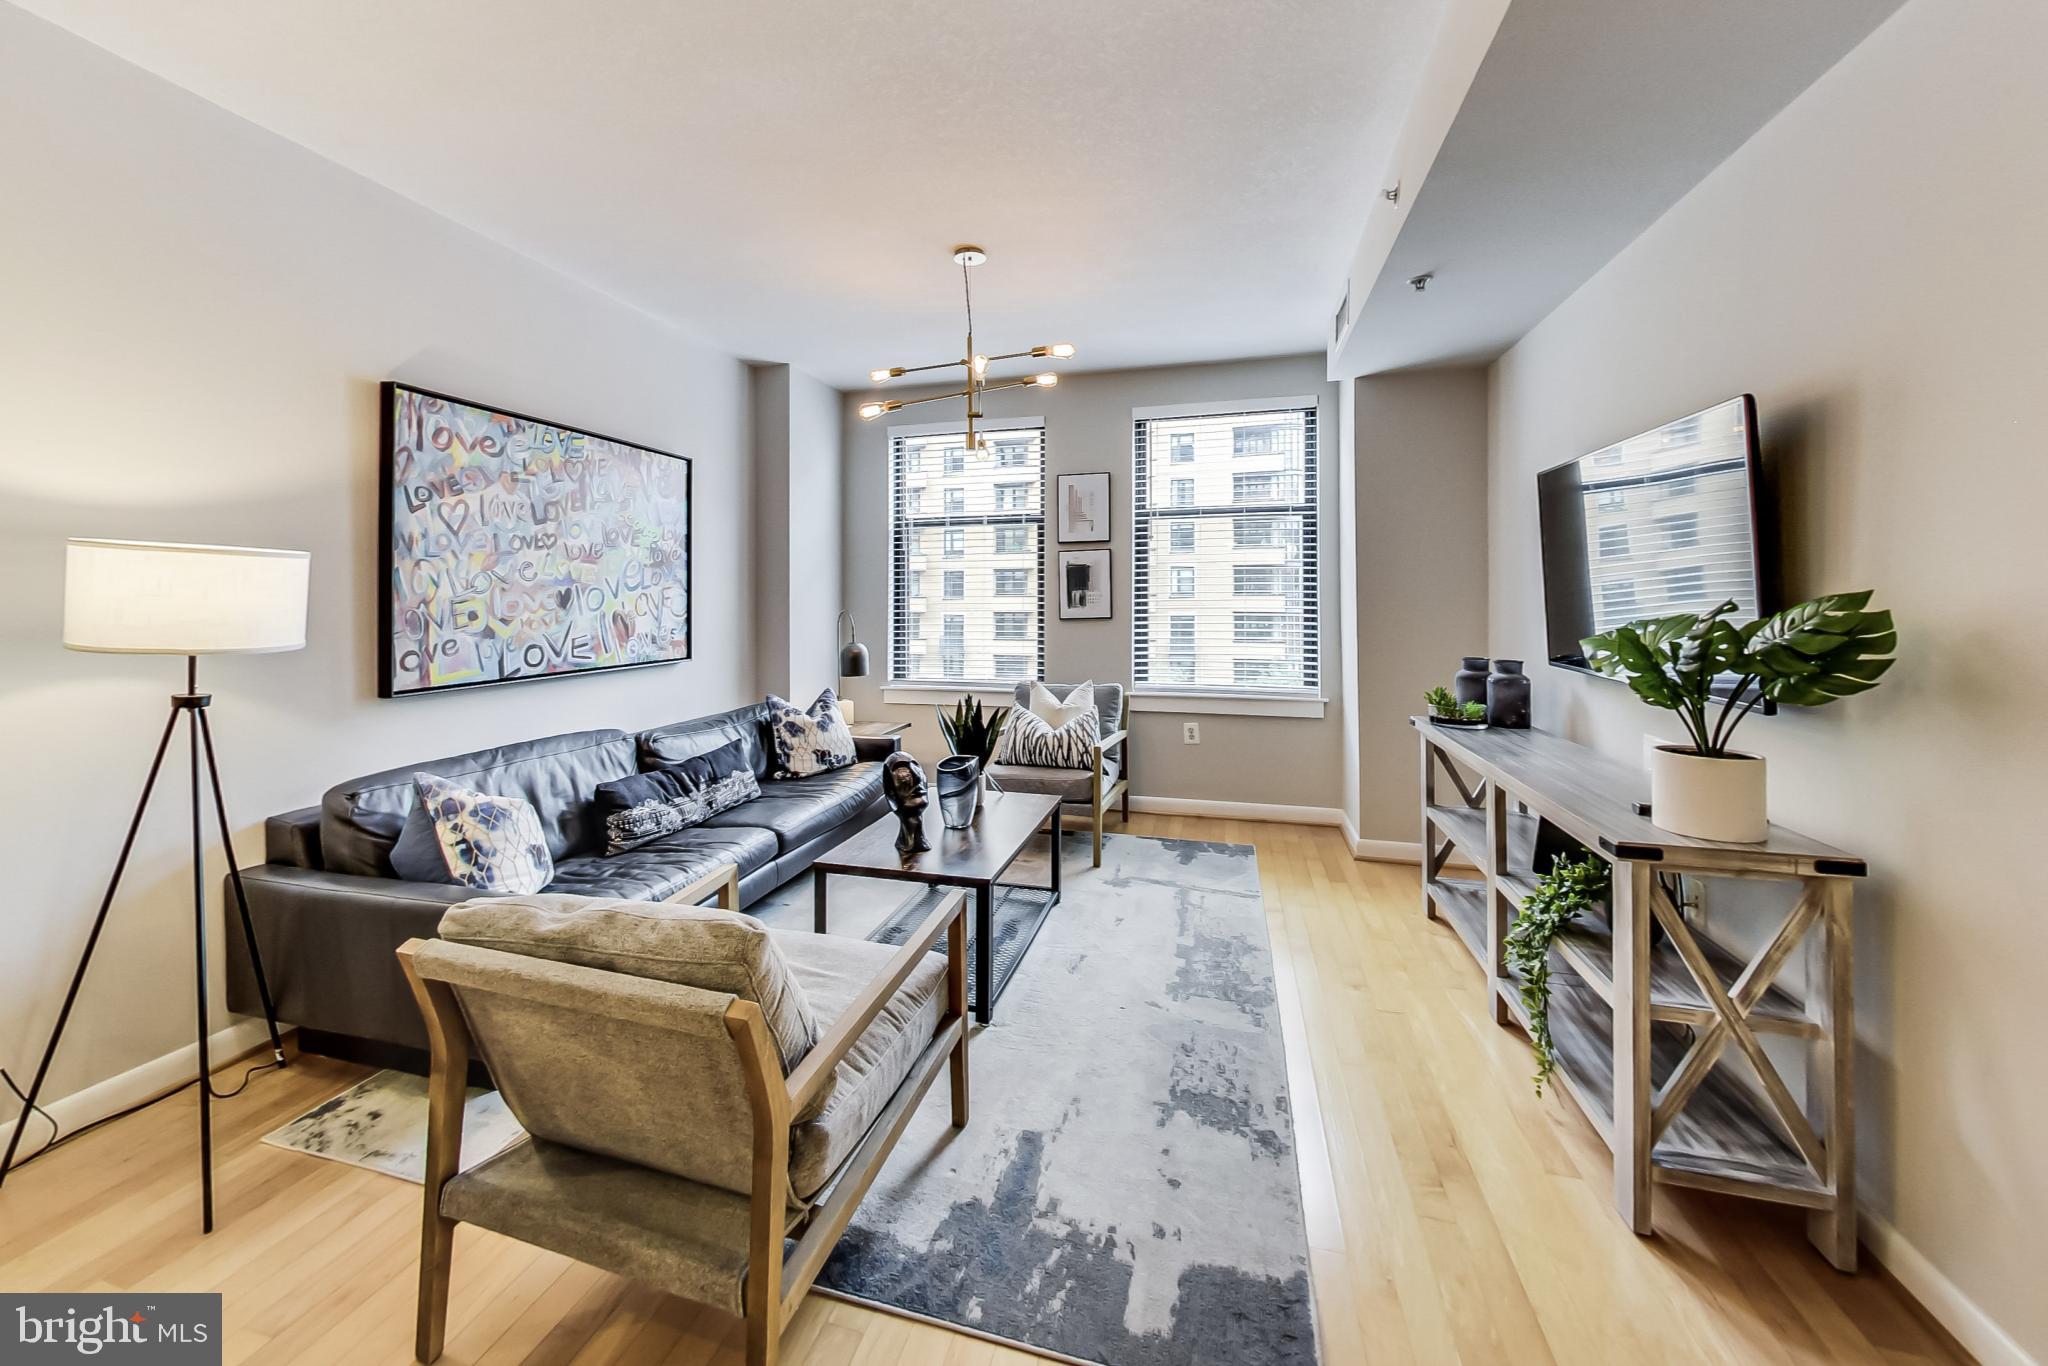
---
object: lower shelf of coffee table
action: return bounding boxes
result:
[865,882,1058,1013]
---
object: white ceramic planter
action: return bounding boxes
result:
[1647,746,1768,842]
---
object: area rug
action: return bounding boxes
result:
[264,832,1317,1366]
[260,1070,525,1182]
[758,832,1319,1366]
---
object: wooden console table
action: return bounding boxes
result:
[1411,717,1863,1270]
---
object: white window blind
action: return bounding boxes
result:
[1133,403,1318,697]
[890,424,1046,686]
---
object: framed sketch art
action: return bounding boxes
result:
[379,382,693,697]
[1057,471,1111,543]
[1058,548,1112,620]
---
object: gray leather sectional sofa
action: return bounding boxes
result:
[225,701,896,1061]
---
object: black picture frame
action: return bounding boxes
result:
[1058,548,1113,620]
[378,381,694,698]
[1056,471,1113,544]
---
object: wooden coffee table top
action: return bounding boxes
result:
[813,788,1061,887]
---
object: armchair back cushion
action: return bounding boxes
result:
[409,936,762,1195]
[439,894,818,1071]
[1014,681,1124,750]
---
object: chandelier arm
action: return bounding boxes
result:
[889,388,977,411]
[980,348,1055,364]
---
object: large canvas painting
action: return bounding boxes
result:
[380,383,692,697]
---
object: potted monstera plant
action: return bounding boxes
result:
[1582,592,1896,842]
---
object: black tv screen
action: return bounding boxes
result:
[1538,395,1769,679]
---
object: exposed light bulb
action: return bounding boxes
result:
[1033,372,1059,388]
[870,369,894,384]
[1049,342,1076,359]
[971,354,990,376]
[858,402,886,420]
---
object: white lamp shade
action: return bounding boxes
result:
[64,539,310,655]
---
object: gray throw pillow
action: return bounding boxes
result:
[438,893,820,1077]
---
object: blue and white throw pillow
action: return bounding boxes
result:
[592,738,762,855]
[765,689,857,778]
[413,772,554,895]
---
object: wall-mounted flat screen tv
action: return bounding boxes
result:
[1537,395,1770,687]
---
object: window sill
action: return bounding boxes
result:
[882,683,1019,706]
[1129,691,1326,719]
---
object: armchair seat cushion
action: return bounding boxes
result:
[699,762,883,853]
[541,825,778,901]
[441,1137,785,1316]
[773,929,948,1199]
[985,758,1119,804]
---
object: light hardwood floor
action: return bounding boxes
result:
[0,816,1965,1365]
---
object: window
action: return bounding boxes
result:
[1234,612,1282,643]
[1597,488,1627,510]
[1598,524,1631,558]
[890,425,1046,685]
[1600,580,1639,621]
[1232,423,1281,456]
[1133,402,1318,696]
[1662,565,1707,600]
[1661,474,1697,498]
[1656,512,1700,548]
[1233,565,1284,596]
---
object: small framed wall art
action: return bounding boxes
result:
[1058,548,1112,620]
[1056,472,1111,543]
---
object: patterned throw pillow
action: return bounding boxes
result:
[592,738,762,855]
[997,699,1100,769]
[413,772,554,895]
[765,689,857,778]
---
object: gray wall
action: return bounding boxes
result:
[839,354,1344,809]
[1487,0,2044,1354]
[1348,368,1490,845]
[0,8,755,1124]
[751,362,844,700]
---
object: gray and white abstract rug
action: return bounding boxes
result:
[266,832,1316,1365]
[758,832,1318,1366]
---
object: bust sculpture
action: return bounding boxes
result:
[881,752,931,857]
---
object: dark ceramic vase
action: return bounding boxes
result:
[1487,659,1531,729]
[1454,657,1491,708]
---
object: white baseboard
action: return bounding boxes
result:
[1353,838,1423,862]
[1864,1211,2037,1366]
[1127,795,1347,828]
[0,1017,276,1160]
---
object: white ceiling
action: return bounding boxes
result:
[1334,0,1907,375]
[12,0,1454,388]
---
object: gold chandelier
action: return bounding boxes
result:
[856,246,1073,457]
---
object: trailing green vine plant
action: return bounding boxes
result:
[1504,853,1610,1096]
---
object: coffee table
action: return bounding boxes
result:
[811,789,1062,1024]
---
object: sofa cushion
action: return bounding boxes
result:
[772,929,948,1198]
[593,738,760,855]
[994,701,1098,769]
[764,690,856,778]
[414,773,555,894]
[322,729,637,877]
[638,704,775,783]
[1013,680,1123,751]
[985,759,1117,803]
[543,826,778,901]
[440,892,818,1070]
[699,762,883,853]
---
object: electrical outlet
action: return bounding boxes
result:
[1182,721,1201,744]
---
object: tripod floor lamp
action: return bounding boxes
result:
[0,538,309,1233]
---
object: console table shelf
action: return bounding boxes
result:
[1413,717,1862,1269]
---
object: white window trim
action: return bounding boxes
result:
[1133,395,1318,422]
[882,683,1018,706]
[1129,690,1326,719]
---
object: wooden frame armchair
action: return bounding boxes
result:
[397,865,969,1366]
[987,682,1131,867]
